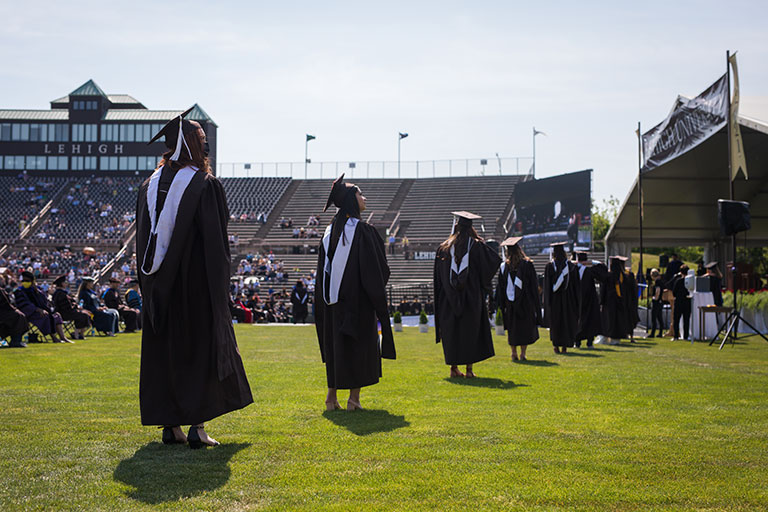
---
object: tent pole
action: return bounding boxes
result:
[726,50,739,338]
[637,120,646,332]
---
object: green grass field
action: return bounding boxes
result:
[1,325,767,511]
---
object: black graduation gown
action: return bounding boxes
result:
[290,287,309,322]
[434,240,501,365]
[0,288,28,339]
[496,259,541,347]
[600,270,631,339]
[315,221,395,389]
[136,168,252,426]
[576,264,605,341]
[623,271,640,333]
[52,288,91,329]
[542,259,580,347]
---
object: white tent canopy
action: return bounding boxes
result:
[606,115,768,260]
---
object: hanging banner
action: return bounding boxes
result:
[641,74,728,172]
[729,53,748,180]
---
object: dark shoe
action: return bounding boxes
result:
[9,342,27,348]
[187,425,219,449]
[161,426,186,445]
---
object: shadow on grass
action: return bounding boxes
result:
[517,359,559,366]
[444,377,529,389]
[323,409,409,435]
[113,442,249,504]
[561,351,603,358]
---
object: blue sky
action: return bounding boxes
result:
[1,1,766,202]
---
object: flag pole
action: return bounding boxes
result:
[532,127,536,178]
[637,121,644,283]
[304,136,308,180]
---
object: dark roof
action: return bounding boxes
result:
[69,79,107,97]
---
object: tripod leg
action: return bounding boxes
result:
[710,311,733,346]
[731,313,768,344]
[719,315,737,351]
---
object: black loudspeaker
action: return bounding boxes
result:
[718,200,751,236]
[659,254,669,268]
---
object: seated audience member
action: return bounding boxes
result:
[14,271,72,343]
[103,278,141,332]
[51,274,91,340]
[0,275,29,348]
[125,279,143,311]
[78,277,119,336]
[233,294,253,323]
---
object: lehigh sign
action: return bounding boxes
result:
[43,143,126,155]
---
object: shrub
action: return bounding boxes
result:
[393,311,402,323]
[419,310,428,324]
[495,307,503,326]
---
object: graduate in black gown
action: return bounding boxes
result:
[290,280,309,323]
[315,174,395,411]
[103,277,141,332]
[496,236,541,361]
[136,109,252,448]
[599,255,633,344]
[542,242,580,354]
[434,211,501,378]
[0,275,28,348]
[14,271,72,343]
[573,252,605,348]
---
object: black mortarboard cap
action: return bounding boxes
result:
[21,270,34,281]
[500,236,523,247]
[609,255,629,262]
[549,241,567,248]
[452,211,481,227]
[324,174,356,212]
[147,106,196,161]
[129,278,139,285]
[53,274,67,286]
[705,261,719,269]
[108,277,120,284]
[576,252,588,262]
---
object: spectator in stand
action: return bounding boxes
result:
[103,277,141,332]
[51,274,92,340]
[402,236,410,259]
[14,271,73,343]
[388,233,396,255]
[290,280,309,323]
[233,294,253,323]
[126,279,143,311]
[0,275,29,348]
[78,277,119,336]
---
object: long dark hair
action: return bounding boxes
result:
[328,186,361,260]
[505,244,529,269]
[77,279,92,299]
[438,223,482,265]
[157,120,211,174]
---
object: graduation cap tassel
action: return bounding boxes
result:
[169,116,192,161]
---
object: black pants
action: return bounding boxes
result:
[650,300,665,335]
[673,299,691,339]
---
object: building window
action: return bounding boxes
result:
[11,123,30,141]
[0,123,10,141]
[85,124,97,142]
[48,124,68,142]
[48,156,67,170]
[72,124,84,142]
[101,124,119,142]
[85,156,97,170]
[119,124,136,142]
[88,101,97,110]
[26,155,46,170]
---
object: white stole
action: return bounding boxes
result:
[552,262,569,292]
[141,165,197,275]
[500,261,523,301]
[322,218,359,305]
[449,239,472,277]
[578,263,586,279]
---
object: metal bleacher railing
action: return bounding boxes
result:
[217,157,534,180]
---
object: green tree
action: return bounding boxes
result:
[592,195,620,251]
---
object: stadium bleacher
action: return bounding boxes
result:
[28,176,142,244]
[0,175,70,243]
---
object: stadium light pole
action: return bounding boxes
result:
[305,134,316,179]
[398,132,408,179]
[532,127,546,179]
